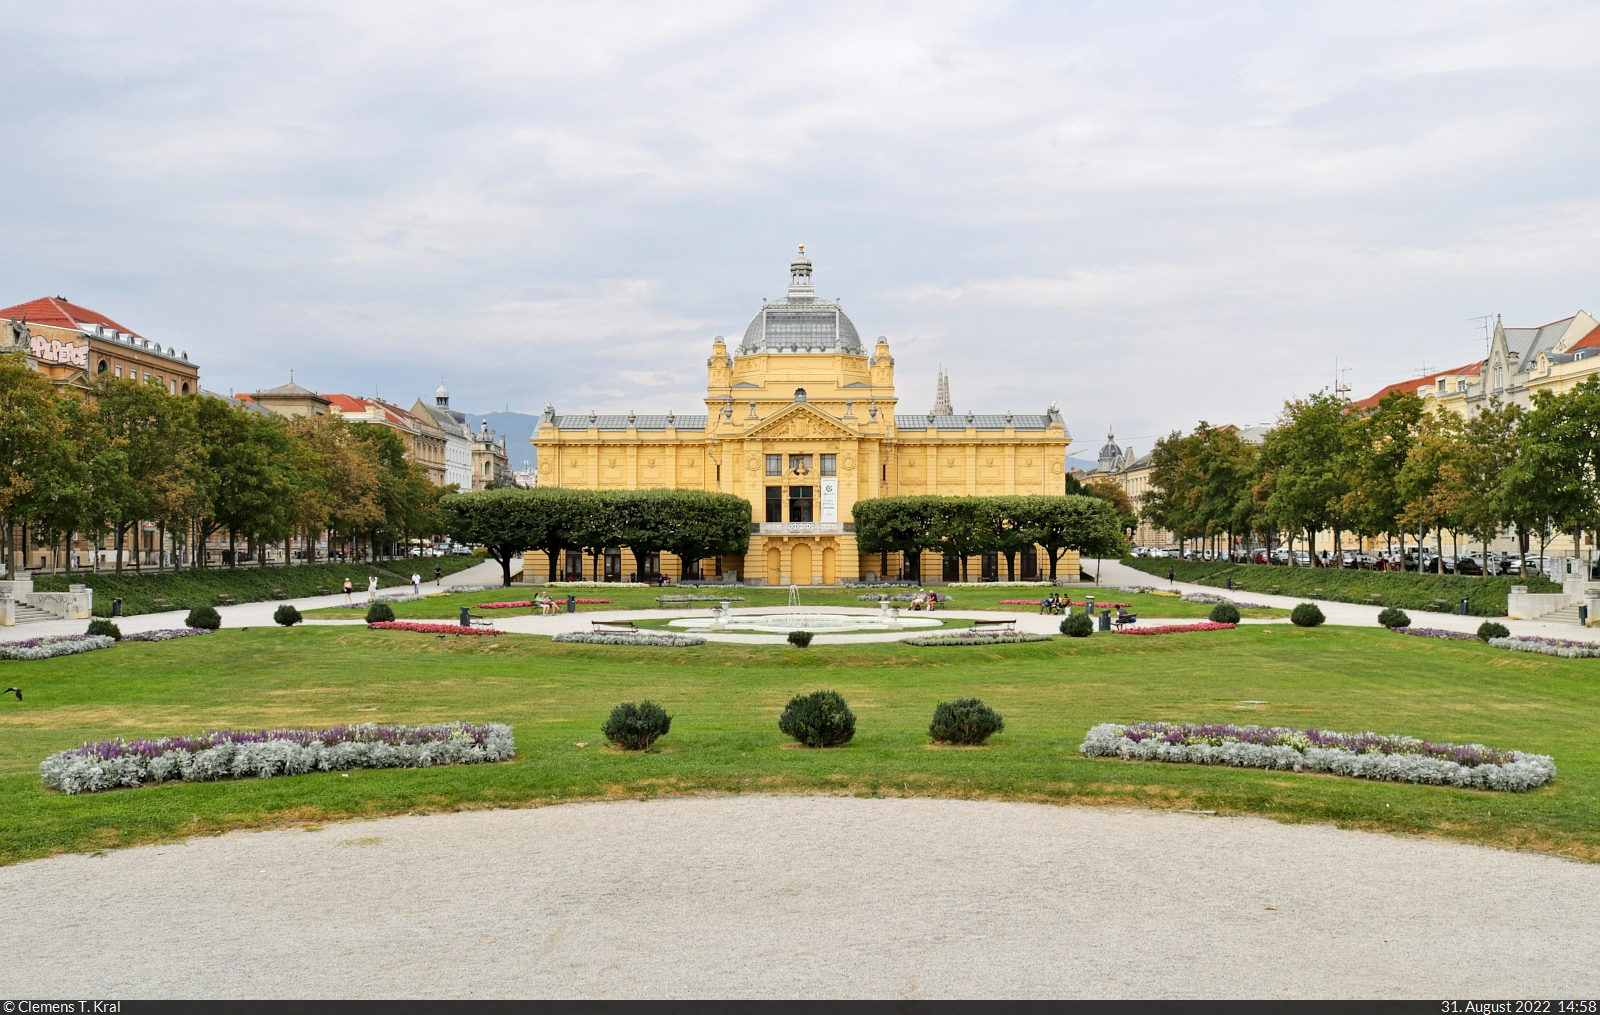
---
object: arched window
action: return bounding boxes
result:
[97,359,109,374]
[794,388,807,402]
[180,382,190,394]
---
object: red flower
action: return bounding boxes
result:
[369,621,501,636]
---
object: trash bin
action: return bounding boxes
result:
[1098,608,1111,632]
[1459,597,1470,616]
[112,597,122,618]
[460,606,471,628]
[567,595,576,614]
[1085,595,1096,615]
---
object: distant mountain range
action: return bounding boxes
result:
[462,411,540,469]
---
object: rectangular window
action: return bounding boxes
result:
[820,454,836,476]
[683,557,702,580]
[942,553,961,581]
[788,485,813,522]
[604,547,622,581]
[565,550,584,580]
[114,365,122,378]
[788,454,813,474]
[1021,546,1039,580]
[765,486,783,523]
[766,455,782,476]
[981,552,999,580]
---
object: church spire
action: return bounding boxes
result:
[932,366,952,416]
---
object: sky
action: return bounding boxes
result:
[4,1,1599,462]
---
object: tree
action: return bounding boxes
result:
[1010,494,1126,580]
[852,496,942,581]
[926,497,988,581]
[91,375,189,572]
[657,491,752,576]
[1397,409,1467,574]
[1257,392,1352,565]
[982,497,1033,581]
[1456,399,1521,577]
[438,488,543,587]
[1341,391,1424,567]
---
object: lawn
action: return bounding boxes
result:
[1,622,1595,866]
[302,586,1286,621]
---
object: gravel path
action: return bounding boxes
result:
[3,796,1595,998]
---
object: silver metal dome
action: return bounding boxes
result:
[737,245,863,355]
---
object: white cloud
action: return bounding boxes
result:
[2,0,1597,442]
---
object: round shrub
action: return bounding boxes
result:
[365,601,396,624]
[186,605,221,631]
[778,690,856,748]
[928,698,1005,745]
[787,629,814,648]
[273,604,303,627]
[601,700,672,750]
[1377,606,1410,629]
[1208,602,1241,625]
[86,618,121,641]
[1477,620,1510,642]
[1290,602,1324,628]
[1060,613,1094,638]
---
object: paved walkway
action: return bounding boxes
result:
[1,559,506,641]
[7,557,1595,645]
[3,796,1594,998]
[1088,558,1597,641]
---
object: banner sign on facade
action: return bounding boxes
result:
[820,478,838,523]
[31,335,89,368]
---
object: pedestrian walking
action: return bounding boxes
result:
[342,578,353,605]
[1167,565,1175,585]
[434,565,442,586]
[411,572,421,595]
[367,575,378,602]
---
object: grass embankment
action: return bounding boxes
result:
[1120,557,1558,616]
[303,586,1286,620]
[0,624,1594,865]
[34,556,486,617]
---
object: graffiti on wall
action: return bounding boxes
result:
[30,335,89,368]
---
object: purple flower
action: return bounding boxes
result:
[60,722,500,763]
[1393,627,1477,641]
[1117,721,1514,767]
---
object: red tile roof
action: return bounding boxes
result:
[1565,323,1600,351]
[322,393,370,414]
[1351,362,1481,411]
[0,296,140,336]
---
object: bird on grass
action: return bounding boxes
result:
[3,687,19,701]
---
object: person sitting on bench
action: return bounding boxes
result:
[1112,606,1138,628]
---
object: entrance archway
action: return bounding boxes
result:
[766,546,782,586]
[821,546,836,584]
[791,543,813,586]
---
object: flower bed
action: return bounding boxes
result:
[542,581,652,588]
[1393,627,1477,641]
[1113,622,1236,636]
[0,634,115,661]
[122,628,215,643]
[944,581,1051,588]
[903,631,1053,647]
[40,721,515,795]
[1080,722,1554,791]
[1488,635,1600,659]
[551,631,705,647]
[476,600,533,609]
[368,621,500,636]
[998,599,1129,608]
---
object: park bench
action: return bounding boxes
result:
[656,595,694,607]
[1111,607,1139,629]
[313,586,331,596]
[214,593,238,606]
[465,614,495,629]
[972,618,1016,631]
[592,620,638,632]
[150,597,174,612]
[269,588,289,600]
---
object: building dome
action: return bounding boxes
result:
[1097,428,1122,468]
[737,245,863,356]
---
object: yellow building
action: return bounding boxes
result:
[533,248,1074,584]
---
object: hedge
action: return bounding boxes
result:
[33,556,483,617]
[1119,557,1556,616]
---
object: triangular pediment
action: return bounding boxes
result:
[745,402,854,439]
